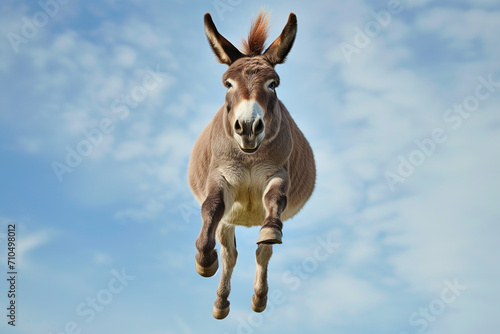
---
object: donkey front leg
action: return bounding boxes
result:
[252,243,273,312]
[213,224,237,319]
[195,181,227,278]
[257,175,289,244]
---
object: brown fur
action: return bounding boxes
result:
[189,10,315,319]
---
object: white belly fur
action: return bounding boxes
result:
[219,166,301,227]
[224,172,266,226]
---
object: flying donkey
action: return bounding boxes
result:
[188,10,316,319]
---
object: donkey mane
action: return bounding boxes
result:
[241,10,271,56]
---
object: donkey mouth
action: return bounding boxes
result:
[239,144,261,154]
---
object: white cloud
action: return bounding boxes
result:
[52,30,77,52]
[17,137,43,153]
[114,198,165,223]
[113,140,149,161]
[62,108,94,136]
[96,75,125,102]
[16,230,53,270]
[287,272,386,324]
[18,231,51,254]
[114,45,137,68]
[93,251,113,266]
[415,7,500,57]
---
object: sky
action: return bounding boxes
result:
[0,0,499,333]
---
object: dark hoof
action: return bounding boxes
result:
[256,227,282,244]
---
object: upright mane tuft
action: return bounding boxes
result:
[242,9,270,56]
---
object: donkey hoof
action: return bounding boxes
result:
[251,295,267,313]
[256,227,282,244]
[212,305,230,319]
[195,258,219,277]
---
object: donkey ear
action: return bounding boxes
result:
[204,13,244,65]
[263,13,297,66]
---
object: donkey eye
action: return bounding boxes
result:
[268,81,276,90]
[225,81,232,89]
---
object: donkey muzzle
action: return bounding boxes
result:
[233,100,265,153]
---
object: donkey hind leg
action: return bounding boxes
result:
[252,243,273,313]
[213,223,238,319]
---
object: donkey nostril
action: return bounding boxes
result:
[253,119,264,135]
[234,120,243,135]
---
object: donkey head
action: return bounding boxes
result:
[204,11,297,154]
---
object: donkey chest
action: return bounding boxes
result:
[220,166,271,227]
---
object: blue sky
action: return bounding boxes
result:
[1,0,499,333]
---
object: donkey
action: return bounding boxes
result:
[188,10,316,319]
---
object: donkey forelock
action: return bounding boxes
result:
[241,10,270,56]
